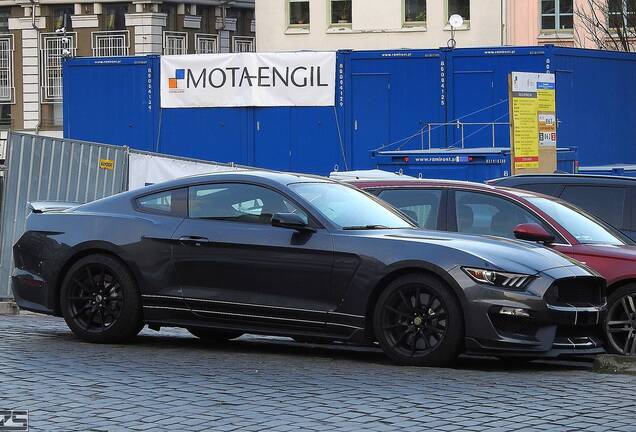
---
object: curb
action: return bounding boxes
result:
[0,301,19,315]
[593,354,636,375]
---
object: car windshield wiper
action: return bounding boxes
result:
[342,225,397,230]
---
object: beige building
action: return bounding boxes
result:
[257,0,635,53]
[0,0,255,160]
[256,0,508,51]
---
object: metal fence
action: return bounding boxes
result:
[0,132,128,299]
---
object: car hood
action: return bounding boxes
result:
[576,243,636,262]
[373,229,584,274]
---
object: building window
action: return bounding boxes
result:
[330,0,352,26]
[404,0,426,25]
[0,34,13,105]
[103,3,128,31]
[195,33,219,54]
[161,3,178,31]
[447,0,470,22]
[232,36,255,52]
[609,0,636,29]
[163,31,188,55]
[92,30,129,56]
[52,5,74,31]
[40,32,77,102]
[0,8,9,33]
[289,0,310,27]
[541,0,574,31]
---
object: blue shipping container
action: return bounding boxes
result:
[63,46,636,176]
[374,147,578,182]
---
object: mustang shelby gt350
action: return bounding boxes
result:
[13,171,606,366]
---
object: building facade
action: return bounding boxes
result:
[256,0,508,51]
[0,0,255,160]
[509,0,635,50]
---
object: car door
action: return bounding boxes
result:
[448,190,560,241]
[374,188,447,231]
[172,181,335,331]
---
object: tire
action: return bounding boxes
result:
[373,274,464,366]
[605,284,636,356]
[60,254,143,344]
[188,327,243,342]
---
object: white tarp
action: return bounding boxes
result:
[160,51,336,108]
[128,152,244,190]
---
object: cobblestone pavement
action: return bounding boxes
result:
[1,313,635,432]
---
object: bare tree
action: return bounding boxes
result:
[574,0,636,51]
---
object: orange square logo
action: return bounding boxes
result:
[169,78,178,89]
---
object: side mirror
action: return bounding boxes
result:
[271,213,315,233]
[513,223,555,244]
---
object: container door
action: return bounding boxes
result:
[254,108,291,171]
[351,73,390,169]
[555,70,574,152]
[450,71,495,149]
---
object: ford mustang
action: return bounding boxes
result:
[12,171,606,366]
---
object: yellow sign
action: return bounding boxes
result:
[99,159,115,170]
[512,95,540,169]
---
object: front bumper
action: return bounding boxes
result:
[452,265,607,358]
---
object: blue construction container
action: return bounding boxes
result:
[373,147,578,182]
[578,164,636,178]
[63,46,636,176]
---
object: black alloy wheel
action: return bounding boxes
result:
[374,274,463,366]
[61,254,143,343]
[606,285,636,356]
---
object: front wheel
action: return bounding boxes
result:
[60,254,143,343]
[605,285,636,356]
[373,274,464,366]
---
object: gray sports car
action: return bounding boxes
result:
[12,171,606,366]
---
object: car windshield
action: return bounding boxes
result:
[526,196,632,245]
[289,182,414,230]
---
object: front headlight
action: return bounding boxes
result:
[462,267,533,290]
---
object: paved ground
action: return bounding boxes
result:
[1,313,635,432]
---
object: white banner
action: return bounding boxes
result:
[160,52,336,108]
[128,152,245,190]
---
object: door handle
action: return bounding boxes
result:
[178,236,210,246]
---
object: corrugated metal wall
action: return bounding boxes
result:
[0,132,128,299]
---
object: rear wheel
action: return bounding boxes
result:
[373,274,463,366]
[605,284,636,356]
[188,327,243,342]
[60,254,143,343]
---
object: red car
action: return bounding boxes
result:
[350,178,636,356]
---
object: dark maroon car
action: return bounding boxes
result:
[351,178,636,356]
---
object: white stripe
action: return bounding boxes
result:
[142,294,365,319]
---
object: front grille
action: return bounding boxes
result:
[544,277,605,307]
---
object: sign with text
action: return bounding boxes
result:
[160,52,336,108]
[509,72,556,172]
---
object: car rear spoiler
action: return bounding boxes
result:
[28,201,79,214]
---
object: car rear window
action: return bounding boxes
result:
[136,189,187,217]
[510,183,562,197]
[560,185,626,229]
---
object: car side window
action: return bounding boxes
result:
[136,189,186,217]
[454,191,547,240]
[560,185,626,229]
[189,183,308,225]
[377,189,442,229]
